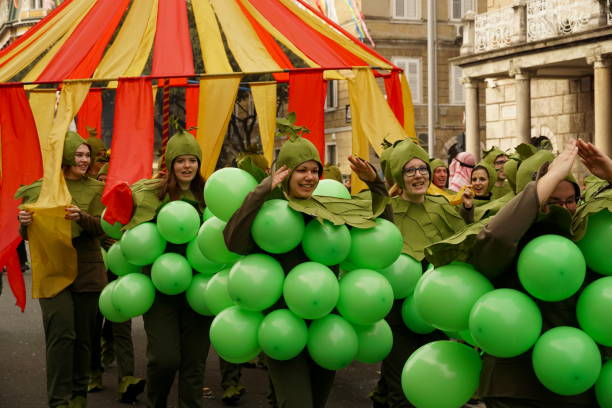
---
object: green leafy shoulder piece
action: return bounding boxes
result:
[287,194,382,229]
[15,179,43,206]
[474,191,515,222]
[425,217,492,267]
[124,178,165,230]
[572,178,612,240]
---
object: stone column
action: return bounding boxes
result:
[460,11,475,56]
[512,68,532,144]
[593,56,611,156]
[463,77,481,161]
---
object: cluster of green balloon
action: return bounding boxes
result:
[517,234,586,301]
[302,220,351,266]
[577,210,612,275]
[100,208,124,240]
[532,326,601,395]
[156,201,200,244]
[576,276,612,347]
[100,273,156,321]
[413,262,493,332]
[251,199,305,254]
[596,360,612,408]
[312,179,351,199]
[401,341,482,408]
[203,167,258,222]
[347,218,403,270]
[197,216,242,264]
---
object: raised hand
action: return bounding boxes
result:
[271,165,290,190]
[348,155,377,183]
[576,139,612,183]
[18,210,33,226]
[546,140,578,184]
[462,185,474,209]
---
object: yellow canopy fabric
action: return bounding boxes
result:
[210,0,280,72]
[29,90,58,145]
[24,81,91,298]
[251,82,277,164]
[192,0,233,74]
[196,76,241,178]
[94,0,158,81]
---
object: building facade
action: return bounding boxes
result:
[0,0,60,50]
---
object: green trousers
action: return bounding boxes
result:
[39,289,99,408]
[91,315,135,379]
[265,351,335,408]
[143,292,212,408]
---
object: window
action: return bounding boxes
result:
[450,65,464,105]
[326,142,337,164]
[450,0,474,21]
[392,0,420,20]
[325,80,338,110]
[393,57,422,104]
[31,0,43,9]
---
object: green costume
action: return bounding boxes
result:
[224,135,388,408]
[125,131,213,408]
[15,131,106,408]
[323,163,343,183]
[372,140,470,408]
[471,160,496,207]
[237,149,269,183]
[483,147,513,200]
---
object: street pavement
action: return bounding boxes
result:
[0,272,381,407]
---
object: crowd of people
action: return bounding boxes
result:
[13,125,612,408]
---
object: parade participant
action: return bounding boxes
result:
[123,131,211,408]
[427,141,610,408]
[470,161,496,206]
[448,151,476,192]
[224,134,388,408]
[483,147,512,200]
[16,131,106,408]
[371,139,473,408]
[85,128,107,180]
[429,158,449,190]
[323,163,343,183]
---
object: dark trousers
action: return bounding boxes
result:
[484,397,591,408]
[219,358,241,390]
[91,313,135,380]
[265,351,335,408]
[143,293,212,408]
[39,289,100,408]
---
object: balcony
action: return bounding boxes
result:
[462,0,611,55]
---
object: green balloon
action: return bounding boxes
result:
[101,208,124,239]
[401,293,435,334]
[196,216,241,264]
[469,288,542,357]
[307,314,358,370]
[347,218,403,270]
[577,276,612,346]
[111,273,156,318]
[458,329,478,348]
[106,242,142,276]
[517,234,586,301]
[378,254,423,299]
[577,210,612,275]
[203,207,215,222]
[313,179,351,199]
[228,254,284,311]
[258,309,308,361]
[532,326,601,395]
[99,281,129,323]
[156,201,201,244]
[401,341,482,408]
[283,262,339,320]
[596,360,612,408]
[340,259,358,274]
[151,253,193,295]
[210,305,263,363]
[120,222,167,266]
[353,320,393,364]
[413,263,493,332]
[101,247,108,270]
[337,269,394,325]
[185,274,213,316]
[251,199,305,254]
[186,239,226,276]
[204,268,234,315]
[204,168,258,221]
[301,219,351,266]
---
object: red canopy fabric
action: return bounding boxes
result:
[185,85,199,138]
[384,70,405,126]
[76,89,102,139]
[0,85,43,311]
[152,0,194,79]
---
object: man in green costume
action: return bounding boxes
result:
[483,146,512,200]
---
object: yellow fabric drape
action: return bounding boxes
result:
[348,69,406,157]
[196,76,241,178]
[236,0,319,68]
[192,0,232,74]
[209,0,280,72]
[24,82,91,299]
[277,0,393,69]
[400,74,417,141]
[0,0,96,83]
[251,82,277,164]
[427,184,466,206]
[94,0,158,81]
[29,90,58,142]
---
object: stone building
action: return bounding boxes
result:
[0,0,59,49]
[455,0,612,160]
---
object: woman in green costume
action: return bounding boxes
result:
[372,139,473,408]
[224,135,387,408]
[123,131,210,408]
[470,161,496,206]
[16,131,106,408]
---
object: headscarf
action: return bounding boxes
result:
[165,131,202,169]
[86,135,106,161]
[62,131,89,166]
[482,146,506,166]
[323,163,343,183]
[97,163,109,179]
[472,160,497,194]
[276,135,322,193]
[389,139,430,189]
[448,152,476,192]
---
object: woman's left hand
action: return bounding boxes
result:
[462,185,474,209]
[348,155,377,182]
[65,205,82,221]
